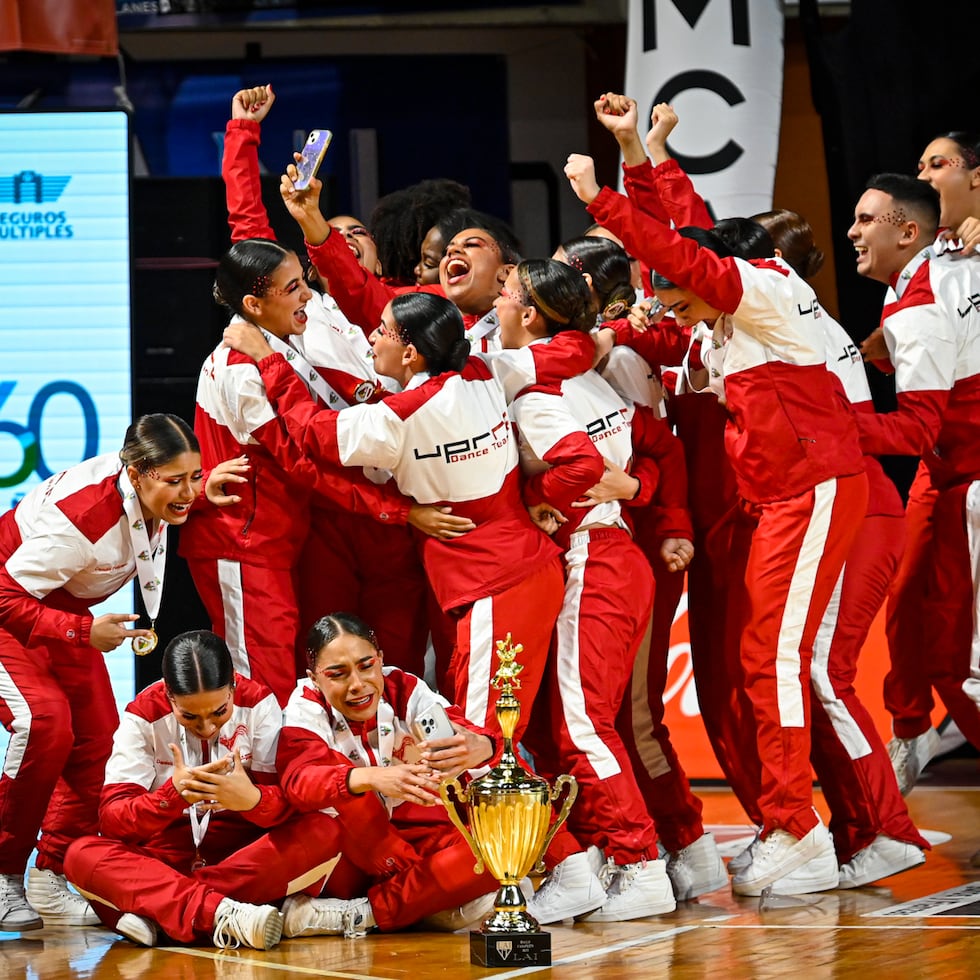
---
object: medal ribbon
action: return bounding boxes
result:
[181,731,216,866]
[259,328,353,409]
[118,467,167,622]
[465,310,499,349]
[260,327,395,485]
[327,697,397,810]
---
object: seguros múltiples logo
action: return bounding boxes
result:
[0,170,73,239]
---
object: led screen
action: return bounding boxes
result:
[0,110,134,754]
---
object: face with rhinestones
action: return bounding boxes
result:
[245,253,313,339]
[168,686,235,740]
[128,451,203,527]
[917,138,980,230]
[439,228,512,316]
[309,632,385,722]
[847,189,915,283]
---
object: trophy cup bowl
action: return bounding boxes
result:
[440,635,577,967]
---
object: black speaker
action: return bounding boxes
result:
[132,262,226,381]
[129,178,232,690]
[132,177,230,259]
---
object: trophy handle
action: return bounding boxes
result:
[439,778,486,875]
[532,774,579,874]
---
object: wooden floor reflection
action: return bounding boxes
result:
[4,774,979,980]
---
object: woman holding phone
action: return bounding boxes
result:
[212,84,448,679]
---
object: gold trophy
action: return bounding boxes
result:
[441,635,577,968]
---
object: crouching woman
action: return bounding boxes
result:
[64,630,345,950]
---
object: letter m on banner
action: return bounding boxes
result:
[624,0,783,218]
[642,0,751,50]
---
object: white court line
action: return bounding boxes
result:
[705,923,980,931]
[157,946,395,979]
[490,925,700,978]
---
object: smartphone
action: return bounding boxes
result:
[293,129,333,191]
[413,702,456,743]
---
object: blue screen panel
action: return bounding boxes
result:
[0,110,135,762]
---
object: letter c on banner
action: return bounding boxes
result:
[652,69,745,175]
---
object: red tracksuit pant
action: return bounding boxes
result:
[298,507,430,678]
[742,473,868,839]
[924,480,980,747]
[64,811,344,942]
[187,558,300,707]
[626,515,707,854]
[808,514,928,862]
[447,557,564,746]
[321,793,499,931]
[524,529,658,864]
[0,630,117,875]
[884,463,938,738]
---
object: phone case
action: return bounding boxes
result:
[293,129,333,190]
[413,703,455,742]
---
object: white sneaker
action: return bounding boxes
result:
[525,851,606,924]
[732,820,835,896]
[667,833,729,900]
[727,832,761,876]
[421,891,496,932]
[116,912,158,947]
[211,898,283,950]
[766,847,840,896]
[838,836,926,889]
[582,859,676,922]
[282,894,375,938]
[888,729,941,796]
[0,874,42,932]
[25,868,98,926]
[422,877,533,932]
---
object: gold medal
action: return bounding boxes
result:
[132,629,158,656]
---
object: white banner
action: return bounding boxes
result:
[624,0,785,220]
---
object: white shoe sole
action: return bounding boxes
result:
[732,830,828,894]
[672,871,730,902]
[583,894,676,922]
[116,913,158,947]
[735,851,839,897]
[838,846,926,889]
[529,888,606,924]
[0,913,43,932]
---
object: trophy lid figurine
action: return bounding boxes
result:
[440,634,577,968]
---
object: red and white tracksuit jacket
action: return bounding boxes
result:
[182,340,411,705]
[859,244,980,746]
[256,353,565,740]
[589,184,868,839]
[277,668,498,930]
[0,454,162,876]
[222,116,430,675]
[64,674,347,942]
[512,366,699,859]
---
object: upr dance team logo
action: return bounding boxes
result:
[0,170,73,239]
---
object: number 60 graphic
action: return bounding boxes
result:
[0,380,99,488]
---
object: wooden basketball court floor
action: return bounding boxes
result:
[3,768,979,980]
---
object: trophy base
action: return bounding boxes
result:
[470,929,551,968]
